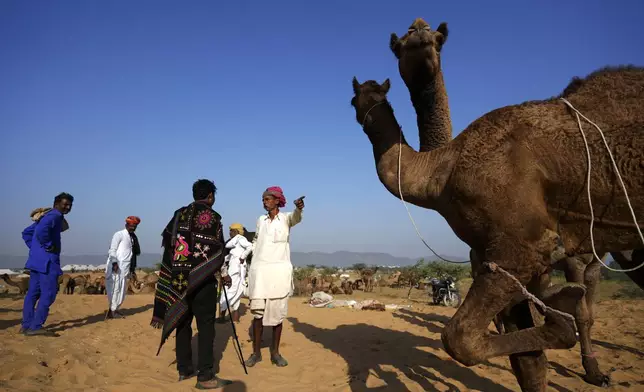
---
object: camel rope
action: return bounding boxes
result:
[560,98,644,272]
[485,263,576,323]
[361,100,467,264]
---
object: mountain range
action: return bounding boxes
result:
[0,251,468,270]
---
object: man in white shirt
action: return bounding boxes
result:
[245,186,304,368]
[105,216,141,319]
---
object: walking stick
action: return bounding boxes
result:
[222,282,248,375]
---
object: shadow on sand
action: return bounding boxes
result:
[392,309,577,392]
[288,315,514,392]
[47,304,154,332]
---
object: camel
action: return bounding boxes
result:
[127,273,158,294]
[59,274,74,294]
[72,274,92,294]
[340,280,354,295]
[93,276,106,295]
[1,274,29,294]
[359,267,379,292]
[351,18,644,392]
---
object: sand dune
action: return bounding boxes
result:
[0,291,642,391]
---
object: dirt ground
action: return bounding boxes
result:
[0,281,642,391]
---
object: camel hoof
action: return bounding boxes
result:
[582,356,611,387]
[584,372,610,388]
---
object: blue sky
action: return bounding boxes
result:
[1,0,643,258]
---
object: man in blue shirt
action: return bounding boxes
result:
[21,192,74,336]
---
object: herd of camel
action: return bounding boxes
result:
[1,271,159,296]
[350,16,643,392]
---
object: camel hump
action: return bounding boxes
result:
[561,65,644,98]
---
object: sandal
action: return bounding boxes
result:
[271,353,288,367]
[244,353,262,367]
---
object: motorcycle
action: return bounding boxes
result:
[429,276,462,308]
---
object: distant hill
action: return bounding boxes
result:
[0,251,467,269]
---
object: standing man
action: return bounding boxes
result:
[218,223,253,323]
[245,186,304,368]
[21,192,74,336]
[105,216,141,319]
[150,179,232,389]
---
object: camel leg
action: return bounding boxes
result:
[470,249,505,334]
[611,249,644,290]
[577,259,610,386]
[500,300,549,392]
[441,264,581,391]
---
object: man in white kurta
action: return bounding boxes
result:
[218,223,253,323]
[245,186,304,368]
[105,216,141,319]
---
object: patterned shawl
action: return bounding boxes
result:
[150,201,225,355]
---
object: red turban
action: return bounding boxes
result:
[263,186,286,208]
[126,216,141,225]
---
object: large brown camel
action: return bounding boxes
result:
[351,18,644,392]
[1,274,29,294]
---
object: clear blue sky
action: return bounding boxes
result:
[1,0,643,258]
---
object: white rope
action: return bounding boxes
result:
[361,100,472,264]
[397,131,469,264]
[487,263,576,323]
[560,98,644,272]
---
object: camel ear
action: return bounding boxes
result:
[389,33,401,59]
[352,77,361,95]
[381,78,391,93]
[436,22,448,50]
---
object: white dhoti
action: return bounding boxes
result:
[106,270,129,312]
[248,261,293,326]
[250,297,289,326]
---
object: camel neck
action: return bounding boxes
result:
[409,70,453,152]
[361,101,455,210]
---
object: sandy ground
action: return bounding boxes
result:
[0,291,642,392]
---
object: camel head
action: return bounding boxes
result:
[351,77,391,128]
[389,18,448,91]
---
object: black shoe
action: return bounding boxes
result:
[18,327,28,334]
[195,377,233,389]
[244,353,262,367]
[25,328,58,337]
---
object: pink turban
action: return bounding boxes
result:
[126,216,141,225]
[262,186,286,208]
